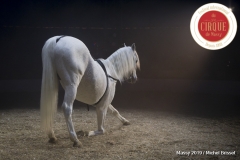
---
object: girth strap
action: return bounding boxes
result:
[94,59,109,106]
[93,59,111,105]
[87,59,118,110]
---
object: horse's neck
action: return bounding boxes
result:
[105,47,132,82]
[102,59,119,80]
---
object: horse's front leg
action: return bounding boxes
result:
[88,105,108,136]
[108,104,130,125]
[62,85,82,147]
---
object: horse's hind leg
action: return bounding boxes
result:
[62,85,82,147]
[108,104,130,125]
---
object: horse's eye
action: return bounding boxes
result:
[136,59,138,63]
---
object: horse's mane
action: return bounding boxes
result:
[107,47,136,82]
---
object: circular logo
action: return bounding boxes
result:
[190,3,237,50]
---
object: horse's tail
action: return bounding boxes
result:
[40,37,58,134]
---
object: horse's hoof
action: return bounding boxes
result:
[48,137,57,144]
[123,121,130,125]
[73,141,83,148]
[88,130,105,136]
[88,131,95,137]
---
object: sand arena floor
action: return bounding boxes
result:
[0,105,239,160]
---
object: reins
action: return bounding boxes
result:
[95,59,119,82]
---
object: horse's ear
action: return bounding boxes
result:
[124,43,126,47]
[131,43,136,51]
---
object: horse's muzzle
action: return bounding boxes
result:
[128,76,137,83]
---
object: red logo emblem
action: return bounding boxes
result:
[198,11,229,42]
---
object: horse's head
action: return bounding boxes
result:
[108,43,140,83]
[127,43,140,83]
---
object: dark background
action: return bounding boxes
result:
[0,0,239,116]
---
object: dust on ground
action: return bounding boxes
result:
[0,107,239,160]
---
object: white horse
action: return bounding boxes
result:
[40,36,140,147]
